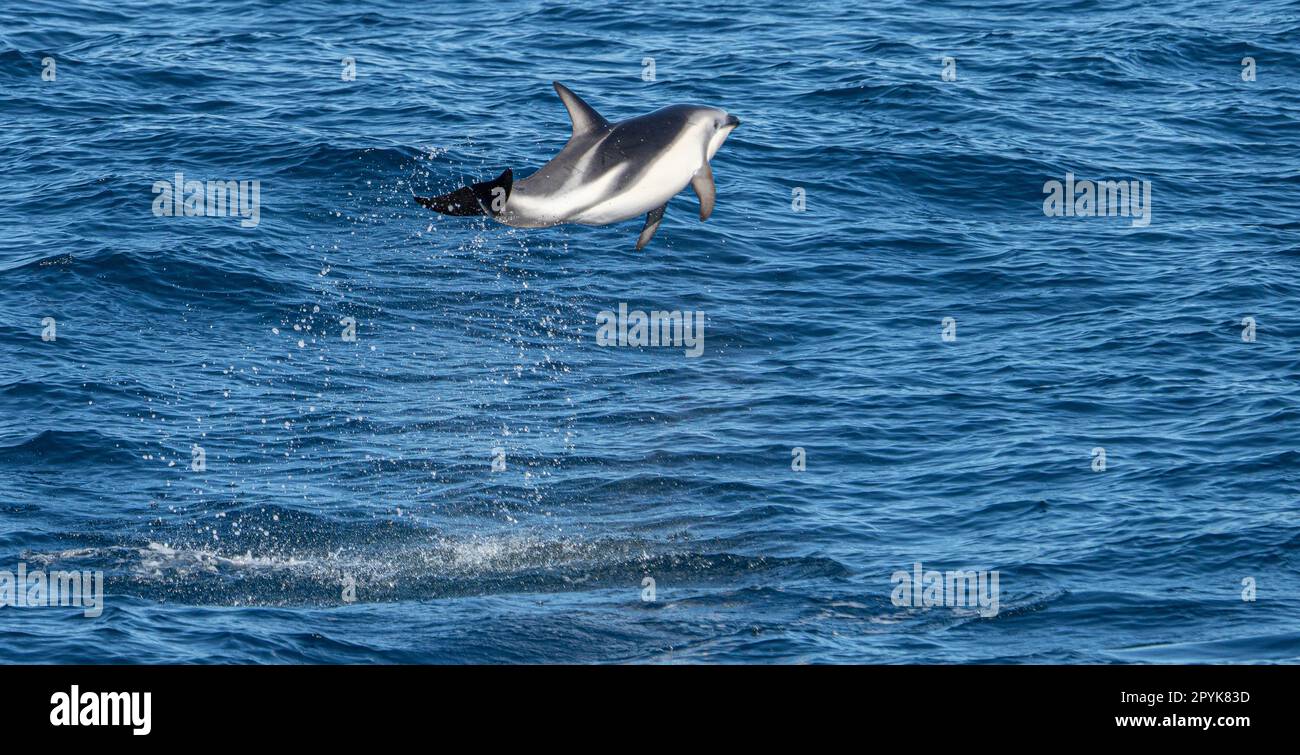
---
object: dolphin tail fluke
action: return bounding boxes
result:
[415,168,513,217]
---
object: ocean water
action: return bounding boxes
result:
[1,0,1298,664]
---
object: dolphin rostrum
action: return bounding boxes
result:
[415,82,740,250]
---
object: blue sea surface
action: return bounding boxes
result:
[1,0,1298,663]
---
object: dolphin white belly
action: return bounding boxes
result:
[567,140,704,226]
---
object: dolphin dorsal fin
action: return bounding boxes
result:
[552,82,609,138]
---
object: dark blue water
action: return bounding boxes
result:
[2,0,1298,663]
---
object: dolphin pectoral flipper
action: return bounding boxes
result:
[691,162,715,221]
[415,168,513,217]
[635,205,666,251]
[553,82,609,138]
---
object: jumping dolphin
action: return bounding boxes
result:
[415,82,740,250]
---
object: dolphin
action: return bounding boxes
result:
[415,82,740,250]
